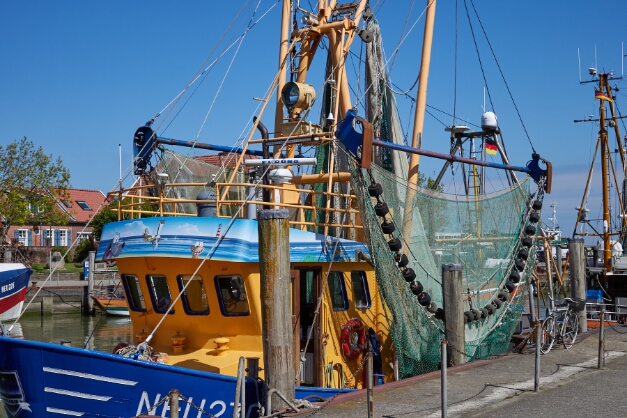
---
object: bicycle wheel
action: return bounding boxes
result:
[562,312,579,349]
[540,316,556,354]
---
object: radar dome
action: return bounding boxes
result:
[481,112,498,131]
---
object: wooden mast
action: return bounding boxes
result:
[599,74,612,271]
[274,0,291,141]
[402,0,437,249]
[407,0,436,183]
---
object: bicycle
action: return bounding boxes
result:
[540,297,585,354]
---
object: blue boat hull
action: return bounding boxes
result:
[0,338,351,417]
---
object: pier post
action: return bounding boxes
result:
[366,347,373,418]
[169,389,179,418]
[529,277,540,391]
[258,209,294,409]
[441,338,447,418]
[598,310,605,369]
[442,264,465,365]
[568,238,587,332]
[83,251,95,315]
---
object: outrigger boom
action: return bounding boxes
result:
[336,110,552,193]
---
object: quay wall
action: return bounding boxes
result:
[22,272,121,315]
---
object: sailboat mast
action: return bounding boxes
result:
[599,74,612,272]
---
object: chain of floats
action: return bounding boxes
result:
[365,171,543,323]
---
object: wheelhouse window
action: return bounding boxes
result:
[351,271,371,309]
[147,275,174,314]
[122,274,146,312]
[328,271,348,311]
[215,275,249,316]
[177,274,209,315]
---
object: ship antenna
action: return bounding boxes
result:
[578,48,581,83]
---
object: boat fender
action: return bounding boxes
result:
[497,291,508,302]
[381,220,395,234]
[402,268,416,282]
[521,237,533,248]
[375,201,389,217]
[417,292,431,306]
[471,309,482,320]
[485,303,495,315]
[492,298,503,309]
[532,200,543,210]
[480,308,489,318]
[395,253,409,268]
[388,237,402,252]
[509,270,521,283]
[515,259,526,272]
[410,281,423,295]
[525,225,537,236]
[435,308,445,320]
[529,211,540,224]
[503,280,516,293]
[518,248,529,261]
[464,311,474,323]
[427,302,439,314]
[341,318,366,359]
[368,183,383,197]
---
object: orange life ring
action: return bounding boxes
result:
[340,318,366,359]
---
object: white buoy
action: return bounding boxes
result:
[481,112,498,131]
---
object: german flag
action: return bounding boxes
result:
[485,139,498,155]
[595,90,612,101]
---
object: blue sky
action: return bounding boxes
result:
[1,1,626,237]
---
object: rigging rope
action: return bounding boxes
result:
[467,0,536,153]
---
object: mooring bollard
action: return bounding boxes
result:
[598,310,605,369]
[441,338,447,418]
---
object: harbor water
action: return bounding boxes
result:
[0,312,132,418]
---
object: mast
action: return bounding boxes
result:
[402,0,436,246]
[599,73,612,271]
[573,70,626,272]
[274,0,291,139]
[407,0,437,183]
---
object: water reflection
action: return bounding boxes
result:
[15,312,133,351]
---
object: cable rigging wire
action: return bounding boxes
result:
[467,0,536,154]
[151,0,254,132]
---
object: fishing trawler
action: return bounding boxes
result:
[0,263,31,323]
[0,1,551,417]
[572,59,627,318]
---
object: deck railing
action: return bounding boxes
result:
[109,182,363,237]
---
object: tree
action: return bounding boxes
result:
[0,137,71,246]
